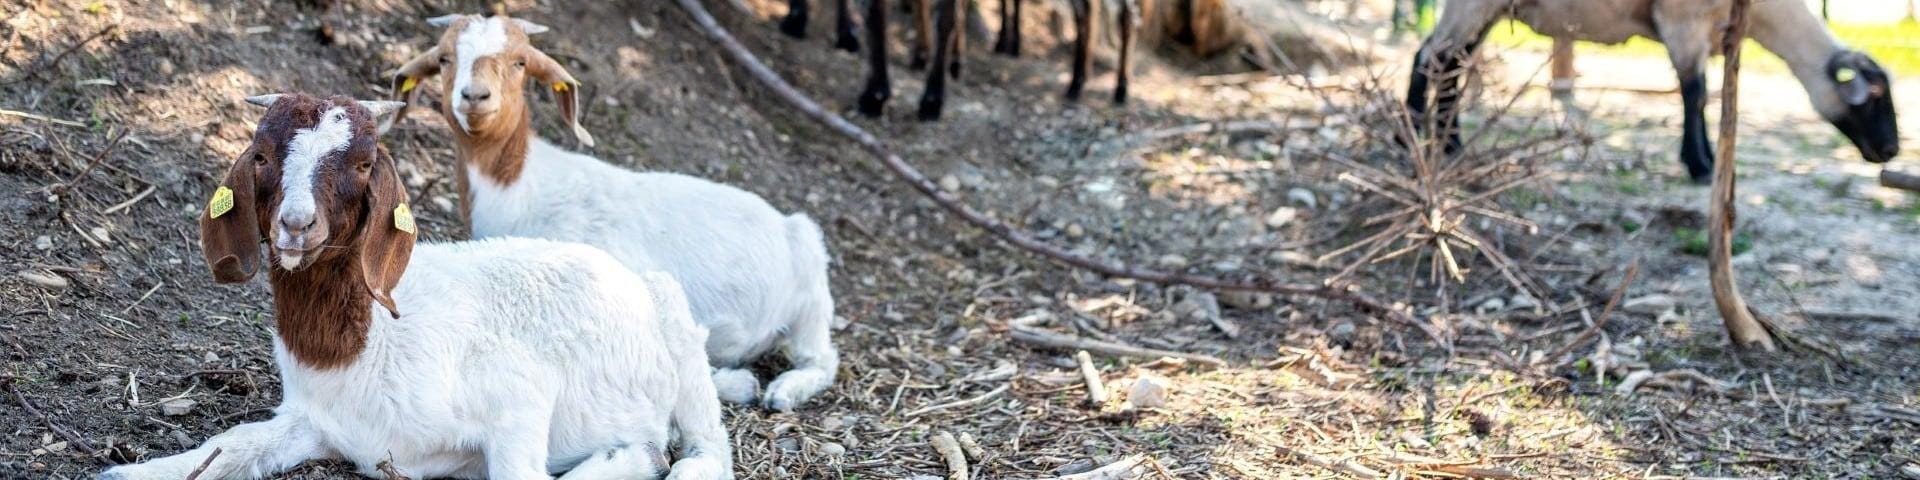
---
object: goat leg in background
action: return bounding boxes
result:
[913,0,935,69]
[1065,0,1093,101]
[950,0,969,77]
[1113,0,1134,104]
[834,0,860,51]
[1404,0,1500,156]
[919,0,960,120]
[783,0,811,37]
[859,0,894,116]
[994,0,1022,56]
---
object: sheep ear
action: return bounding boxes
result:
[200,147,263,284]
[523,47,594,147]
[425,14,466,27]
[359,145,414,318]
[514,19,550,34]
[383,46,443,135]
[245,94,285,108]
[1836,68,1872,106]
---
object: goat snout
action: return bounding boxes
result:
[460,85,493,104]
[272,211,329,270]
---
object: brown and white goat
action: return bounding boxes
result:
[100,93,731,480]
[1406,0,1900,183]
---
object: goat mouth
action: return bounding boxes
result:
[275,247,315,271]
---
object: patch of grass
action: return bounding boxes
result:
[1674,227,1752,257]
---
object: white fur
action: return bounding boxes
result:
[273,107,352,270]
[464,138,838,411]
[451,17,509,132]
[101,238,733,480]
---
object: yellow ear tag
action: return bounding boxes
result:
[401,76,419,93]
[1836,68,1858,83]
[393,203,416,235]
[552,81,569,93]
[208,186,234,219]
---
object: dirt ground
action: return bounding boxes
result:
[2,0,1917,479]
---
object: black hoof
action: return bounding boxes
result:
[858,91,889,117]
[1112,87,1127,105]
[1064,86,1084,103]
[834,32,861,53]
[910,54,928,71]
[1688,170,1714,185]
[780,14,808,38]
[917,97,944,121]
[949,62,962,78]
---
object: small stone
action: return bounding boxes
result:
[1287,188,1318,209]
[1219,291,1273,310]
[1898,463,1920,479]
[33,236,51,250]
[939,174,961,192]
[202,351,219,363]
[1064,223,1084,238]
[1126,375,1170,409]
[1156,254,1190,269]
[1476,297,1507,314]
[18,272,68,290]
[157,58,176,76]
[1508,294,1539,311]
[1328,322,1357,342]
[774,437,801,453]
[1265,207,1299,228]
[43,441,66,453]
[1171,291,1221,322]
[89,227,111,244]
[819,442,847,458]
[819,416,848,431]
[171,430,196,449]
[1623,294,1677,315]
[159,398,197,416]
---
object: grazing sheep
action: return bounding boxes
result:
[385,14,839,411]
[99,94,731,480]
[1406,0,1899,183]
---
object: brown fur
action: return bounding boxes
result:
[199,93,414,369]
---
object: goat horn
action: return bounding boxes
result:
[425,14,467,27]
[244,94,285,108]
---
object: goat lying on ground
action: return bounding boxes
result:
[100,94,731,480]
[386,14,839,411]
[1407,0,1899,183]
[851,0,1139,120]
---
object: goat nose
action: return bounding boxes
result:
[461,85,492,103]
[280,213,316,233]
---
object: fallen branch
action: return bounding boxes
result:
[904,384,1011,417]
[2,374,110,465]
[668,0,1431,341]
[1880,169,1920,192]
[183,448,223,480]
[1042,455,1152,480]
[1011,327,1227,367]
[931,431,970,480]
[1275,445,1383,479]
[53,128,131,195]
[5,25,115,85]
[1708,0,1778,351]
[0,108,87,128]
[1076,350,1108,407]
[1542,259,1638,366]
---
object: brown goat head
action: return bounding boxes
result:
[386,13,593,148]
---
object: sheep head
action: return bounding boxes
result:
[1822,50,1898,163]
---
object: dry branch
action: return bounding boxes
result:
[1011,327,1227,367]
[2,374,109,465]
[1880,169,1920,192]
[1708,0,1779,351]
[931,431,970,480]
[1275,445,1383,478]
[1076,350,1108,406]
[667,0,1429,339]
[904,384,1011,417]
[1542,259,1638,366]
[183,448,222,480]
[1041,455,1153,480]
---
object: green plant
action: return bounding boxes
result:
[1674,227,1751,256]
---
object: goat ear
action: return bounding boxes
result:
[359,145,415,318]
[514,18,551,34]
[384,46,443,135]
[199,150,263,284]
[523,47,595,148]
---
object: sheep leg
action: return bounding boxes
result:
[858,0,894,117]
[913,0,934,69]
[1064,0,1093,101]
[1655,6,1718,183]
[99,414,328,480]
[1113,0,1135,104]
[1677,71,1715,183]
[782,0,811,38]
[950,0,968,78]
[558,443,669,480]
[1404,0,1499,156]
[918,0,959,120]
[993,0,1020,56]
[834,0,861,52]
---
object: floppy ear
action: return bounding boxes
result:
[359,145,415,318]
[523,47,595,147]
[383,45,443,134]
[199,151,263,284]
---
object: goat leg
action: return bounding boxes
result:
[834,0,860,52]
[782,0,811,38]
[919,0,959,120]
[859,0,894,117]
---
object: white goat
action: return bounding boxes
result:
[100,94,731,480]
[1407,0,1899,183]
[384,14,838,411]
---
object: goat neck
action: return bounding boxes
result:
[265,250,375,370]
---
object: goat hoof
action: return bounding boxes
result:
[834,33,860,53]
[1112,89,1128,105]
[779,14,808,38]
[949,62,963,78]
[917,98,944,121]
[857,93,889,118]
[909,54,928,71]
[1688,171,1714,185]
[1064,87,1084,103]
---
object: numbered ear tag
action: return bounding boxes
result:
[208,186,234,219]
[553,81,569,93]
[1837,68,1858,83]
[393,203,416,235]
[401,76,419,93]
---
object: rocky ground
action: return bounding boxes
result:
[1,0,1916,478]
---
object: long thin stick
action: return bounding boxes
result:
[1275,445,1384,479]
[1011,327,1227,367]
[904,384,1011,417]
[1,375,109,465]
[1076,350,1108,406]
[667,0,1430,338]
[1709,0,1778,351]
[1543,260,1638,365]
[183,448,223,480]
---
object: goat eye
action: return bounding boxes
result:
[252,152,268,166]
[515,60,526,69]
[438,56,450,65]
[357,161,373,174]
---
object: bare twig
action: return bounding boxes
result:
[1708,0,1778,351]
[904,384,1011,417]
[667,0,1428,337]
[1881,169,1920,192]
[1076,350,1108,407]
[2,374,110,465]
[5,25,115,85]
[1543,259,1639,366]
[183,448,223,480]
[930,431,970,480]
[52,129,131,195]
[1275,445,1383,479]
[1011,327,1226,367]
[1041,455,1153,480]
[0,108,87,128]
[102,185,157,214]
